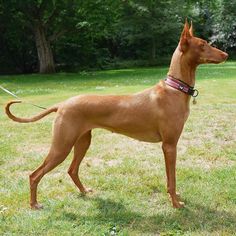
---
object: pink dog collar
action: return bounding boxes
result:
[165,76,199,97]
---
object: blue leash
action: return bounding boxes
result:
[0,85,47,110]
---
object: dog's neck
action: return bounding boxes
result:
[167,45,197,87]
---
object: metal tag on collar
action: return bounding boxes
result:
[192,89,199,105]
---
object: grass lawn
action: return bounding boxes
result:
[0,62,236,235]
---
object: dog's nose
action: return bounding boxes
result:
[222,52,228,60]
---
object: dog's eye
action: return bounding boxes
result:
[200,44,205,50]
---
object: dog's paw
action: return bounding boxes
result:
[81,187,93,194]
[84,187,93,193]
[31,203,44,210]
[168,193,185,208]
[173,200,185,209]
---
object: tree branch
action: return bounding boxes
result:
[44,6,59,28]
[39,0,48,17]
[48,29,67,42]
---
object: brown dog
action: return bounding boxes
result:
[5,21,228,209]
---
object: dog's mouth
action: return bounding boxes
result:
[206,53,228,64]
[211,59,228,64]
[203,59,226,64]
[208,59,223,64]
[200,53,228,64]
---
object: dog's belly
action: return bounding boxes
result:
[118,131,162,143]
[103,127,162,143]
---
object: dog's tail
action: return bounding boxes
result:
[5,100,58,123]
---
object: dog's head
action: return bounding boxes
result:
[179,20,228,65]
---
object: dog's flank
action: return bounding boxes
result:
[5,20,228,209]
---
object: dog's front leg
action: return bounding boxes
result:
[162,143,184,208]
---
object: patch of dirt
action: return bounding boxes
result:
[85,157,104,167]
[106,159,123,167]
[85,156,123,167]
[17,143,49,156]
[179,157,235,170]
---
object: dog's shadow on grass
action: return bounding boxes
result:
[61,196,236,234]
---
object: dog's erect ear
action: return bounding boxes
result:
[189,20,194,36]
[180,20,191,52]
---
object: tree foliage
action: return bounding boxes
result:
[0,0,233,74]
[210,0,236,52]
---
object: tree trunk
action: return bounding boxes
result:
[150,37,156,63]
[34,24,55,73]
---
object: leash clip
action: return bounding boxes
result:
[192,89,199,105]
[192,89,199,98]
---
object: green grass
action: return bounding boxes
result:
[0,62,236,235]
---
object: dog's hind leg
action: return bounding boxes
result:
[68,130,92,193]
[29,149,72,209]
[29,116,81,209]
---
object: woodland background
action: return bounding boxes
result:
[0,0,235,74]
